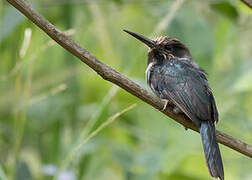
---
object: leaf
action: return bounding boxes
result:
[211,1,239,21]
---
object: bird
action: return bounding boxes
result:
[124,29,224,180]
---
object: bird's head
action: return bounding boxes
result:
[124,29,192,64]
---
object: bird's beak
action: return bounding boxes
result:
[123,29,155,48]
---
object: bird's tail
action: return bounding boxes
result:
[200,121,224,180]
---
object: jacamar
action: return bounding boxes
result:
[124,30,224,180]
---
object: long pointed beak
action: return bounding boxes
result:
[123,29,155,48]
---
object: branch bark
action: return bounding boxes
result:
[6,0,252,158]
[241,0,252,9]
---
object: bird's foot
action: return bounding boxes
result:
[168,53,175,60]
[161,99,169,112]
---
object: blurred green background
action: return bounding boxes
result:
[1,0,252,179]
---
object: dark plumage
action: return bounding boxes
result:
[124,30,224,180]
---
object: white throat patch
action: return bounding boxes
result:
[146,62,155,86]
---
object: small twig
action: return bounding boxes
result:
[54,104,137,179]
[0,29,75,82]
[153,0,185,35]
[6,0,252,158]
[241,0,252,9]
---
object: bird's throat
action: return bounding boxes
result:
[146,62,156,87]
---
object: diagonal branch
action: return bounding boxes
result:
[241,0,252,9]
[6,0,252,158]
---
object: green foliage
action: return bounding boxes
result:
[211,1,238,21]
[0,0,252,179]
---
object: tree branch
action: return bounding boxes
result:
[241,0,252,9]
[6,0,252,158]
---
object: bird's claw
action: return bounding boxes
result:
[161,99,169,112]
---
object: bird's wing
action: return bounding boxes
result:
[152,61,218,126]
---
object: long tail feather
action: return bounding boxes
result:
[200,121,224,180]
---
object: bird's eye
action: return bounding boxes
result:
[165,45,172,51]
